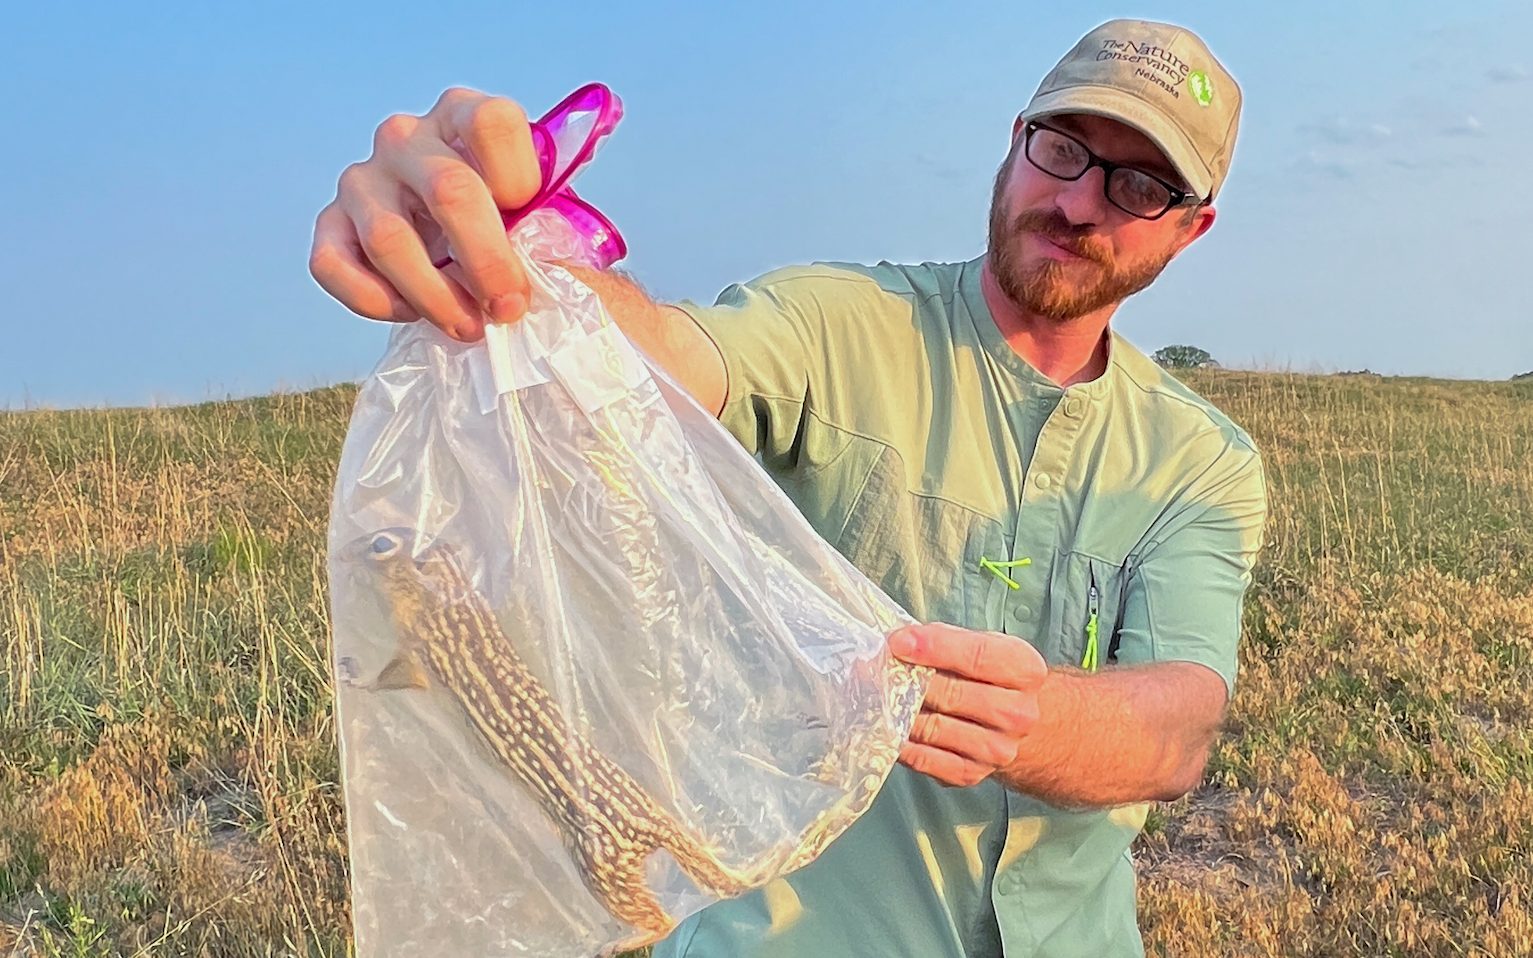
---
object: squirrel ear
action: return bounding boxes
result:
[373,653,429,691]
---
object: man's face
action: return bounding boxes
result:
[986,113,1213,321]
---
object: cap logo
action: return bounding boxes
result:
[1189,69,1214,107]
[1096,38,1193,102]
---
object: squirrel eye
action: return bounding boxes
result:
[370,534,400,557]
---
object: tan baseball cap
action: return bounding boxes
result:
[1020,19,1242,200]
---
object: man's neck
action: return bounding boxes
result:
[980,259,1113,389]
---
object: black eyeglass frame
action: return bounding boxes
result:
[1021,120,1204,221]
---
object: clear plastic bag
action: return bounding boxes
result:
[327,210,929,957]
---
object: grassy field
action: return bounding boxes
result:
[1,370,1530,956]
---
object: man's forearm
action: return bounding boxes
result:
[994,661,1227,808]
[562,265,727,415]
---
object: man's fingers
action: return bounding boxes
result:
[919,673,1040,736]
[309,202,418,324]
[890,623,1046,690]
[414,88,539,319]
[435,91,543,212]
[898,742,993,789]
[337,175,486,342]
[909,710,1021,769]
[376,135,529,325]
[312,87,547,338]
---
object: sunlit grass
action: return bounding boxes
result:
[1137,370,1533,957]
[1,390,351,957]
[2,371,1530,956]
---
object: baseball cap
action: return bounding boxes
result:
[1020,19,1242,200]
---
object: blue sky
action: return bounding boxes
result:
[4,0,1530,408]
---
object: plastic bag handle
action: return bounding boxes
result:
[433,83,626,271]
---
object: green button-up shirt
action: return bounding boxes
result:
[654,256,1267,958]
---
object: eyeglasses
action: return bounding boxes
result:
[1021,121,1201,221]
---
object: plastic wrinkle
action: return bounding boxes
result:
[327,208,929,957]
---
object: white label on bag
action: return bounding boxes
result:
[472,322,556,414]
[547,323,649,413]
[467,346,500,416]
[488,322,555,393]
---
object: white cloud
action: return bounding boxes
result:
[914,153,965,183]
[1298,116,1393,147]
[1294,149,1357,181]
[1443,114,1485,136]
[1386,152,1487,173]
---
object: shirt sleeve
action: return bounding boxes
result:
[1111,445,1269,699]
[671,264,854,468]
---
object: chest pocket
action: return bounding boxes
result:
[829,441,1005,628]
[1044,551,1134,670]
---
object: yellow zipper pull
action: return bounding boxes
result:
[1081,577,1100,671]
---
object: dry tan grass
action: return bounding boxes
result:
[1,372,1529,956]
[1132,370,1533,958]
[1,389,352,957]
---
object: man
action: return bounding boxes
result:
[310,18,1267,958]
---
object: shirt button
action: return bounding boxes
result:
[996,869,1022,895]
[1034,473,1053,490]
[1064,397,1084,418]
[1011,603,1031,622]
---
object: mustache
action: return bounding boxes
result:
[1012,209,1112,266]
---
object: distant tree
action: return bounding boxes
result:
[1152,344,1219,369]
[1513,370,1533,381]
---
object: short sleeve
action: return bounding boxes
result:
[672,265,859,468]
[1112,446,1269,699]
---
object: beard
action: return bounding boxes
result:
[986,152,1177,321]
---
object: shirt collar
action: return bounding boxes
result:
[958,255,1115,401]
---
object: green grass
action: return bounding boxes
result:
[2,371,1531,956]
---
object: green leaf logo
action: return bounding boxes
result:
[1189,69,1214,107]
